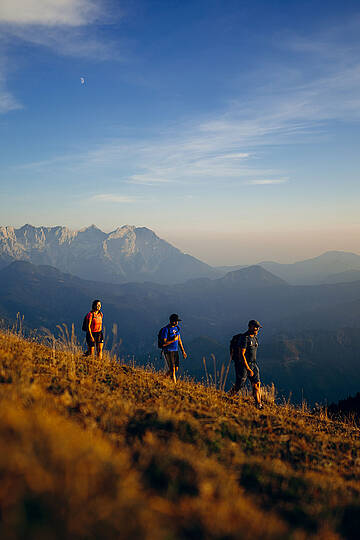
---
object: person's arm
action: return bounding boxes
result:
[178,335,187,359]
[164,335,179,346]
[99,312,103,331]
[241,348,254,377]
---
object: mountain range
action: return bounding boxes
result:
[2,224,360,286]
[0,224,219,284]
[218,251,360,285]
[260,251,360,285]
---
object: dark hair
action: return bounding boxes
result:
[92,299,101,311]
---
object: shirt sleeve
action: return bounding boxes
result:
[239,334,248,349]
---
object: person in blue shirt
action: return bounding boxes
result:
[161,313,187,383]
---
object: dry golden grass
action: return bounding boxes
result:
[0,329,359,539]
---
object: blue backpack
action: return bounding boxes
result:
[157,326,168,349]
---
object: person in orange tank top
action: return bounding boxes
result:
[84,299,104,359]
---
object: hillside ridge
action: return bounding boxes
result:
[0,329,359,538]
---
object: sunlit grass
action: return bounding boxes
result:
[0,328,359,539]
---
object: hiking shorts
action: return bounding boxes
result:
[233,358,260,391]
[86,331,104,347]
[163,350,179,370]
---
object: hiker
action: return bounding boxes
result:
[159,314,187,383]
[229,319,263,409]
[84,299,104,359]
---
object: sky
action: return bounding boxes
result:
[1,0,360,265]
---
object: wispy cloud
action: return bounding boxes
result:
[0,0,100,26]
[0,71,21,113]
[249,179,288,185]
[0,0,119,59]
[129,174,175,185]
[3,24,117,59]
[79,139,275,186]
[89,193,140,203]
[10,119,293,186]
[0,59,22,113]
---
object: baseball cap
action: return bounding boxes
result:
[169,313,182,322]
[248,319,262,328]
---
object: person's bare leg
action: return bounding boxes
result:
[165,358,172,379]
[172,365,177,383]
[253,382,261,405]
[97,342,103,360]
[86,345,95,357]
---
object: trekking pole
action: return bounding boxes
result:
[161,348,167,370]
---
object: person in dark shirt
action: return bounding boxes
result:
[160,313,187,383]
[229,319,263,409]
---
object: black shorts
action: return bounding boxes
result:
[86,331,104,347]
[163,350,179,370]
[233,358,260,391]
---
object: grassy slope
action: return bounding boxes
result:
[0,331,359,539]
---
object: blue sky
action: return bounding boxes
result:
[1,0,360,265]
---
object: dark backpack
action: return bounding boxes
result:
[157,325,168,349]
[230,333,243,359]
[82,313,92,332]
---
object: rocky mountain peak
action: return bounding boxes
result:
[76,225,107,241]
[108,225,132,238]
[0,223,218,284]
[79,224,102,232]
